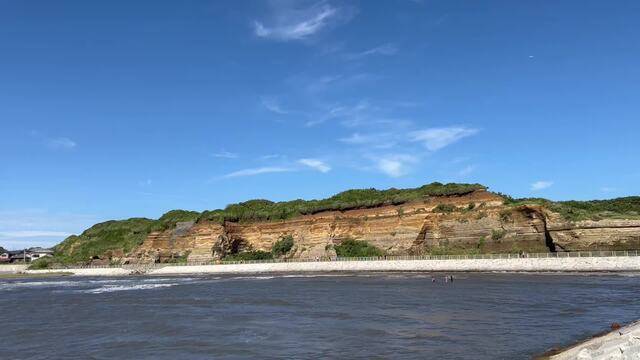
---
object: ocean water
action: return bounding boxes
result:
[2,272,640,359]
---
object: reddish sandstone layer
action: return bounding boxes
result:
[126,190,539,263]
[125,190,640,264]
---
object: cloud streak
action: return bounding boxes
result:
[375,154,418,178]
[261,97,289,114]
[531,181,554,191]
[410,127,478,151]
[0,209,97,248]
[254,2,342,41]
[0,230,72,238]
[298,158,331,173]
[212,151,239,159]
[222,166,294,178]
[458,165,477,177]
[339,132,398,149]
[346,43,398,60]
[306,100,373,127]
[47,137,77,150]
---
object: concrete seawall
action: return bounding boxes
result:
[545,321,640,359]
[149,256,640,275]
[22,256,640,276]
[0,264,28,273]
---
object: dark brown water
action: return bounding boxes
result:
[2,272,639,359]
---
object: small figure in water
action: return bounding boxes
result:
[444,276,448,283]
[431,276,436,283]
[449,275,454,283]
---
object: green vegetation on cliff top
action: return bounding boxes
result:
[505,196,640,222]
[199,182,485,223]
[54,218,155,264]
[48,182,639,263]
[51,182,483,263]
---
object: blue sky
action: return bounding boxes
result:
[1,0,639,249]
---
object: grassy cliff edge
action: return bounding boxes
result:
[47,182,640,265]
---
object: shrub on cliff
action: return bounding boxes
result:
[433,204,457,213]
[225,250,273,261]
[491,229,507,241]
[272,235,294,257]
[499,210,513,222]
[334,239,383,258]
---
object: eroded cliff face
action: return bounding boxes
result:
[546,215,640,251]
[124,190,640,263]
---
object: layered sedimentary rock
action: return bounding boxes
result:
[132,220,198,262]
[126,191,529,262]
[124,190,640,263]
[546,216,640,251]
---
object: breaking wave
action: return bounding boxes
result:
[0,280,77,291]
[79,283,178,294]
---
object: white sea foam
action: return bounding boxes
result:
[233,275,276,280]
[0,280,77,290]
[224,274,354,281]
[143,277,199,282]
[79,283,178,294]
[279,274,351,278]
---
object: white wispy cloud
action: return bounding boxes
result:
[339,132,398,149]
[261,97,289,114]
[346,43,398,60]
[260,154,283,160]
[306,100,373,127]
[531,181,554,191]
[601,187,617,193]
[458,165,477,177]
[253,2,343,41]
[302,96,414,128]
[222,166,294,178]
[340,132,382,144]
[212,151,239,159]
[409,127,478,151]
[298,158,331,173]
[0,209,97,249]
[0,230,72,238]
[48,137,77,150]
[375,154,418,178]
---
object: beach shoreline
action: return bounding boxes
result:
[12,255,640,277]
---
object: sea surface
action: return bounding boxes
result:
[2,272,640,359]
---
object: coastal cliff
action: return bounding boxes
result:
[127,191,640,264]
[50,183,640,265]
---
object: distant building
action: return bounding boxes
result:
[26,247,54,262]
[2,248,54,263]
[0,250,10,263]
[8,250,26,263]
